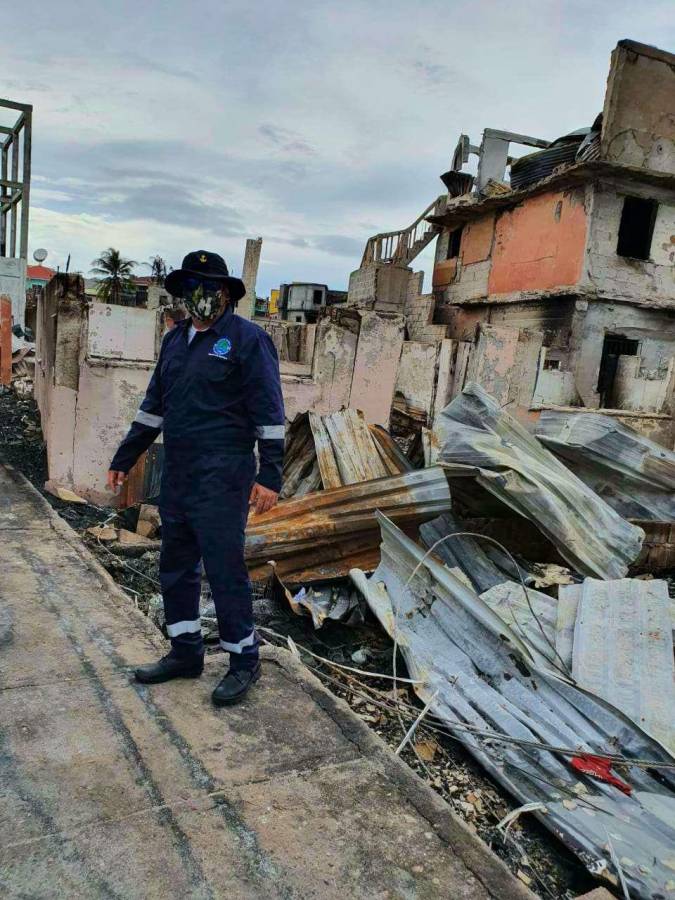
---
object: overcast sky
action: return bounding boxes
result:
[1,1,673,295]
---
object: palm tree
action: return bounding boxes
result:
[145,255,168,285]
[90,248,138,304]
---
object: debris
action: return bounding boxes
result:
[536,411,675,522]
[530,563,576,589]
[117,528,158,546]
[516,870,532,887]
[136,504,161,538]
[436,383,644,579]
[574,888,619,900]
[413,738,439,761]
[45,484,88,504]
[285,581,365,629]
[419,511,534,594]
[479,581,562,672]
[351,513,675,899]
[280,409,408,499]
[246,467,452,585]
[570,755,632,796]
[561,578,675,753]
[86,524,117,541]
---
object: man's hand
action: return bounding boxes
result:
[107,470,128,493]
[249,482,278,516]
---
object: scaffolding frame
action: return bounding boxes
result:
[0,98,32,260]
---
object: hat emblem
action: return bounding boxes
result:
[199,253,207,263]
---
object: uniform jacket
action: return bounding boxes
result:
[110,307,285,492]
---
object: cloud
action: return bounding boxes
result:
[311,234,364,257]
[1,0,673,299]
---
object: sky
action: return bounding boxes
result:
[1,0,673,296]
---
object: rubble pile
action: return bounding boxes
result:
[3,378,675,899]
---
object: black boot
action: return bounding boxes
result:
[134,653,204,684]
[212,662,261,706]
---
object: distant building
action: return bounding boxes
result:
[26,264,55,288]
[278,282,347,324]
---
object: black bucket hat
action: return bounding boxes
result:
[165,250,246,303]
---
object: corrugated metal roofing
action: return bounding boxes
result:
[352,514,675,899]
[536,411,675,522]
[436,384,644,579]
[562,578,675,754]
[247,467,452,583]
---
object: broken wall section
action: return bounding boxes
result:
[35,273,163,505]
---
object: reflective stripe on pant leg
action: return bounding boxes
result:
[159,508,204,658]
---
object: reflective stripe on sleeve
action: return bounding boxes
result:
[219,631,256,654]
[134,410,164,428]
[166,619,201,637]
[256,424,285,440]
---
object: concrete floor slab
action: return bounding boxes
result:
[0,464,534,899]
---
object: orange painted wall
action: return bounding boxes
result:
[461,213,495,265]
[432,258,458,289]
[487,189,587,295]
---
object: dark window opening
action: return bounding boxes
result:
[616,197,657,260]
[543,358,561,371]
[447,227,463,259]
[312,289,323,304]
[294,315,302,323]
[597,334,640,407]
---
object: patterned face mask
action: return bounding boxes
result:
[183,279,223,320]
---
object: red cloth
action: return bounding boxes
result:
[570,754,632,795]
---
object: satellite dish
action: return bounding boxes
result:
[33,248,48,263]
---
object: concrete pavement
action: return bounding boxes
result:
[0,464,534,899]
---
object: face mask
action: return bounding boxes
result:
[183,281,223,320]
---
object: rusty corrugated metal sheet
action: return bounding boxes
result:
[246,467,452,583]
[436,384,644,579]
[352,514,675,899]
[281,410,407,499]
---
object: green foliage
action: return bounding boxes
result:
[90,248,138,304]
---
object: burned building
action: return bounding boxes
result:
[344,39,675,448]
[427,39,675,445]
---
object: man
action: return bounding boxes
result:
[108,251,284,705]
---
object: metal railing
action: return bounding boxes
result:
[360,196,447,267]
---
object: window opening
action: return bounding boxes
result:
[616,197,657,260]
[447,226,463,259]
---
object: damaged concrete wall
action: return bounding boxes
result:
[35,274,165,503]
[87,303,159,361]
[583,181,675,304]
[69,360,156,504]
[487,189,588,296]
[613,355,675,414]
[570,299,675,409]
[0,257,27,328]
[601,40,675,172]
[465,324,543,414]
[394,342,439,424]
[347,261,413,312]
[349,311,405,426]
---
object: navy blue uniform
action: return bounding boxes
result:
[110,307,285,669]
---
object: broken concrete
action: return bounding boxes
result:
[0,463,532,900]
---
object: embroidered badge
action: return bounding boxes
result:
[209,337,232,359]
[199,253,207,263]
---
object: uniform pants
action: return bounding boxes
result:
[158,450,259,670]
